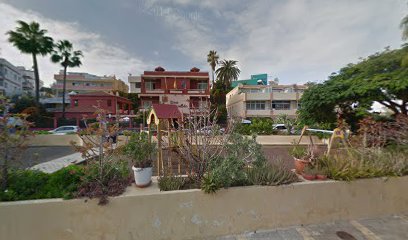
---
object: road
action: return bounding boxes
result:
[14,146,76,169]
[217,213,408,240]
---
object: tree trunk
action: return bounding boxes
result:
[32,53,40,104]
[1,150,9,191]
[62,66,68,119]
[211,69,215,87]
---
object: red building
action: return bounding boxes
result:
[53,91,133,127]
[139,67,210,114]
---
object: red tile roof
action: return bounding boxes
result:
[152,104,182,119]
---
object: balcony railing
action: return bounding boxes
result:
[141,88,209,95]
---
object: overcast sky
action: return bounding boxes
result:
[0,0,406,87]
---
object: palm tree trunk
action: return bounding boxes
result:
[211,69,215,87]
[62,66,67,119]
[32,53,40,103]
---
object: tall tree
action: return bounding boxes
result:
[215,59,240,90]
[299,47,408,128]
[207,50,219,86]
[7,20,54,103]
[51,40,83,119]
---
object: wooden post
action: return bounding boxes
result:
[167,120,172,175]
[157,123,163,176]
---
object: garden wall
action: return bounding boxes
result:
[0,177,407,240]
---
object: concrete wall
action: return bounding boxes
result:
[27,135,83,147]
[0,177,407,240]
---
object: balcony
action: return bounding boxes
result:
[245,92,271,101]
[145,89,165,94]
[187,89,208,94]
[272,92,298,100]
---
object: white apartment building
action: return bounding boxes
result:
[128,75,141,93]
[0,58,23,96]
[226,83,307,119]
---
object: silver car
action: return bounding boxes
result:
[48,126,80,135]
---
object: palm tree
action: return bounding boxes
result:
[215,59,240,90]
[207,50,219,86]
[51,40,83,118]
[7,20,54,103]
[401,15,408,41]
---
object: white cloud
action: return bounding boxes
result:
[155,0,407,83]
[0,2,152,87]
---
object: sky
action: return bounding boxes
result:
[0,0,406,87]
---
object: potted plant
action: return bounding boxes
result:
[290,143,310,173]
[316,167,328,180]
[302,166,317,181]
[125,132,156,187]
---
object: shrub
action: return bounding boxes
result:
[76,156,131,205]
[124,132,156,168]
[319,148,408,181]
[201,172,220,194]
[158,175,186,191]
[247,160,298,186]
[0,165,84,201]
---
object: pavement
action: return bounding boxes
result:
[215,213,408,240]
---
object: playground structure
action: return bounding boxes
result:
[298,126,351,156]
[146,104,184,175]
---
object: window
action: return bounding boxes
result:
[85,83,90,86]
[135,82,141,88]
[181,80,186,89]
[145,81,155,90]
[74,100,78,106]
[72,82,80,86]
[197,82,208,90]
[272,100,291,110]
[107,100,112,107]
[246,101,266,110]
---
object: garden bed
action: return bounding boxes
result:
[0,176,407,240]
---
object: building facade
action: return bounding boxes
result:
[231,73,268,88]
[53,91,133,127]
[138,67,210,114]
[51,71,129,97]
[0,58,23,96]
[226,83,307,119]
[128,75,141,93]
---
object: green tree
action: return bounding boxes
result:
[215,59,240,90]
[7,20,54,103]
[299,47,408,128]
[207,50,219,87]
[51,40,83,119]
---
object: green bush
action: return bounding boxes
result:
[247,160,298,186]
[158,175,186,191]
[235,118,276,135]
[33,130,52,135]
[0,165,84,201]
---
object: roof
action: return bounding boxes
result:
[151,104,182,119]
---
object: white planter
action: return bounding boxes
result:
[132,166,152,188]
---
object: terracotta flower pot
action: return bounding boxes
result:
[316,174,327,180]
[302,173,316,181]
[294,158,309,174]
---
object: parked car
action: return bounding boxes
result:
[197,126,225,135]
[48,126,80,135]
[272,124,287,131]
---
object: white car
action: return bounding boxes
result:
[48,126,80,135]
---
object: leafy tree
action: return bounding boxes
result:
[299,47,408,128]
[7,20,54,103]
[215,59,240,90]
[51,40,83,119]
[207,50,219,86]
